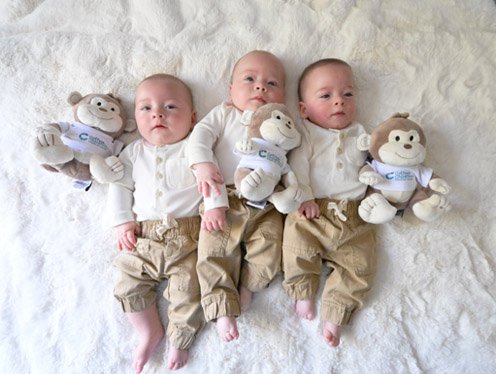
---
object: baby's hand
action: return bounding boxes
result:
[192,162,224,198]
[202,207,227,232]
[298,200,320,220]
[359,171,385,186]
[116,221,141,251]
[235,138,255,154]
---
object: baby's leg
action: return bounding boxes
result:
[167,346,188,371]
[216,316,239,342]
[126,303,165,373]
[323,321,341,347]
[295,298,315,320]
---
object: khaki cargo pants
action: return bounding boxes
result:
[197,190,283,321]
[282,199,376,325]
[113,216,204,350]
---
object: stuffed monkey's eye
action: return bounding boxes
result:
[395,136,400,141]
[97,102,102,106]
[276,115,281,120]
[110,108,115,111]
[409,135,414,141]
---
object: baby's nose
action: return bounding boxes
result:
[255,84,267,92]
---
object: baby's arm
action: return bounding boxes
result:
[287,128,320,219]
[192,162,224,198]
[188,105,226,198]
[202,176,229,232]
[115,221,141,251]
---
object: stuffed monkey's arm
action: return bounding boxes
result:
[358,164,385,186]
[429,177,451,194]
[35,123,64,147]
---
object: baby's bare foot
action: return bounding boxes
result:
[216,316,239,342]
[295,299,315,320]
[133,329,164,373]
[323,321,341,347]
[239,285,253,312]
[167,346,189,371]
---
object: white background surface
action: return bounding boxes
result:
[1,1,495,373]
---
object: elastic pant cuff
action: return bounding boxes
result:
[167,328,197,350]
[202,294,241,322]
[283,280,319,301]
[240,271,271,293]
[321,301,355,325]
[115,293,156,313]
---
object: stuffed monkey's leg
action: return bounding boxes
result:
[240,168,277,201]
[412,194,450,222]
[358,193,397,224]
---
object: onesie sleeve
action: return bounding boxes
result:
[188,104,225,167]
[107,142,136,226]
[203,183,229,211]
[287,125,314,202]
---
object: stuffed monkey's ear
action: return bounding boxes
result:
[124,119,137,132]
[390,112,409,119]
[357,133,371,151]
[67,91,83,106]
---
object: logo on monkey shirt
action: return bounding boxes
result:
[385,170,415,182]
[79,132,110,153]
[58,121,121,157]
[258,148,284,169]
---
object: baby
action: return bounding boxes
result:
[108,74,224,372]
[188,50,286,342]
[282,59,376,347]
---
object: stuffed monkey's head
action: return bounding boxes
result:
[369,113,427,166]
[248,103,301,151]
[68,92,136,139]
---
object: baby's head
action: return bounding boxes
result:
[229,50,286,112]
[298,58,355,130]
[135,74,196,146]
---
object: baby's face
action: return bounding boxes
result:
[135,78,195,146]
[229,52,285,112]
[299,64,356,130]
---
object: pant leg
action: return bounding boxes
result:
[161,217,204,350]
[319,201,376,325]
[113,238,163,313]
[196,194,247,321]
[282,211,325,300]
[240,204,283,292]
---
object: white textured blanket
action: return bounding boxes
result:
[1,1,495,373]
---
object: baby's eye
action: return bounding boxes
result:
[244,76,255,82]
[319,93,330,99]
[141,106,151,111]
[165,104,177,110]
[344,92,354,97]
[268,81,278,87]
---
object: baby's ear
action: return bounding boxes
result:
[357,133,371,151]
[124,119,137,132]
[298,101,308,119]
